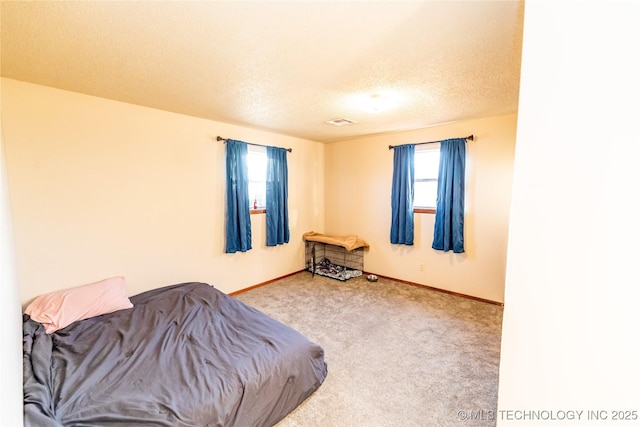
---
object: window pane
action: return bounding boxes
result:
[247,150,266,181]
[414,181,438,208]
[415,149,440,180]
[414,146,439,208]
[248,181,266,208]
[247,147,266,208]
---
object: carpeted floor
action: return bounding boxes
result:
[233,272,503,427]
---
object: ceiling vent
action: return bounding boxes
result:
[325,118,356,126]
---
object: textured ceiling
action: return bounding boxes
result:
[1,1,524,143]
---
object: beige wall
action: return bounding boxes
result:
[2,78,325,303]
[0,79,24,427]
[498,2,640,422]
[3,77,514,307]
[325,115,516,303]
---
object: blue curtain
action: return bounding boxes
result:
[432,138,466,253]
[225,139,252,253]
[266,146,289,246]
[390,144,415,245]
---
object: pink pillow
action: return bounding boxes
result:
[25,276,133,334]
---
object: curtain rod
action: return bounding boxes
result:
[217,136,292,152]
[388,134,474,150]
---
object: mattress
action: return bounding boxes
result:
[23,282,327,426]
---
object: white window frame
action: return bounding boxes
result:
[413,144,440,212]
[247,145,267,211]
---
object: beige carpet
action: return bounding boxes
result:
[234,272,503,427]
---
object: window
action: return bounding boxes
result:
[247,145,267,210]
[414,145,440,212]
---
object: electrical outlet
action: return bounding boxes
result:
[420,264,425,271]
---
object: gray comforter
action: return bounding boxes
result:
[23,282,327,426]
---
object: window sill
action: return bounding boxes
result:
[250,208,266,215]
[414,207,435,214]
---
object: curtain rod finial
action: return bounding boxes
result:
[467,135,474,141]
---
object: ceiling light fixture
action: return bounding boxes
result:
[348,90,403,114]
[363,93,395,114]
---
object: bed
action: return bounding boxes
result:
[23,280,327,426]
